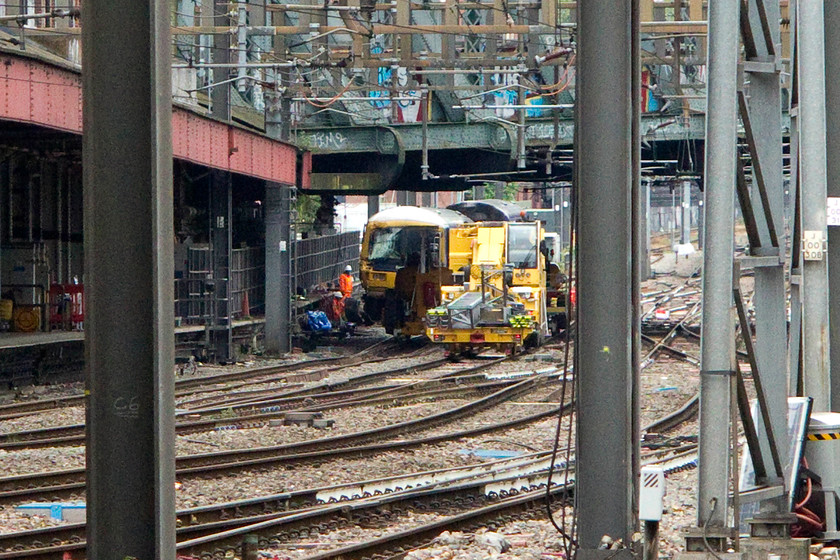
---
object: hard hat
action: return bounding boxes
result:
[344,265,352,273]
[334,292,343,298]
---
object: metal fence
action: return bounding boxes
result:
[230,246,264,317]
[294,231,361,293]
[173,232,359,323]
[175,245,265,324]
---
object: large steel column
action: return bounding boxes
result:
[421,192,432,207]
[211,4,231,120]
[799,0,830,411]
[575,0,634,549]
[265,182,292,354]
[395,190,407,206]
[697,0,738,533]
[825,0,840,411]
[82,0,176,557]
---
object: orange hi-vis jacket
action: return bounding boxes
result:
[339,273,354,298]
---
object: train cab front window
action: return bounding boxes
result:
[368,227,426,271]
[507,224,539,269]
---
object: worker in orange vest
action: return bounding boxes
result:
[339,265,354,299]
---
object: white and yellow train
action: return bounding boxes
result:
[360,201,565,351]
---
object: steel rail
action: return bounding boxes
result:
[183,356,453,412]
[0,339,407,421]
[0,451,572,558]
[0,377,559,502]
[0,356,509,449]
[642,394,699,434]
[640,333,701,365]
[0,376,520,451]
[0,372,704,559]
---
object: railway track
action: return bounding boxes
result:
[0,394,701,560]
[0,337,412,422]
[0,372,518,450]
[0,355,491,449]
[0,325,704,560]
[0,330,712,560]
[0,450,573,559]
[0,371,563,503]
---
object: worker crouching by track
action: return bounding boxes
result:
[298,266,370,352]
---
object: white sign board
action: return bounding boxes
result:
[803,230,826,261]
[828,197,840,226]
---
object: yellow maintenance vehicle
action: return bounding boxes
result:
[426,221,550,354]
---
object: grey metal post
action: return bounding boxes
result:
[265,182,292,354]
[421,192,432,207]
[697,0,738,534]
[211,5,231,121]
[494,181,505,199]
[789,9,803,398]
[825,0,840,411]
[697,198,704,250]
[396,190,407,206]
[630,0,642,531]
[82,0,176,557]
[211,171,233,362]
[474,183,485,200]
[575,0,634,549]
[680,180,691,245]
[404,191,416,206]
[745,0,788,472]
[368,194,380,218]
[799,0,830,411]
[644,179,652,277]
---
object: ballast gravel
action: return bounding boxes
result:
[0,314,710,558]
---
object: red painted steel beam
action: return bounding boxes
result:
[0,52,299,185]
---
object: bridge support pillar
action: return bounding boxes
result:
[396,191,415,206]
[265,182,293,355]
[82,0,176,557]
[473,183,485,200]
[210,170,233,363]
[368,195,380,218]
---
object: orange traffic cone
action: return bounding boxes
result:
[242,291,250,318]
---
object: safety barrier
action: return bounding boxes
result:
[49,284,84,331]
[294,231,361,293]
